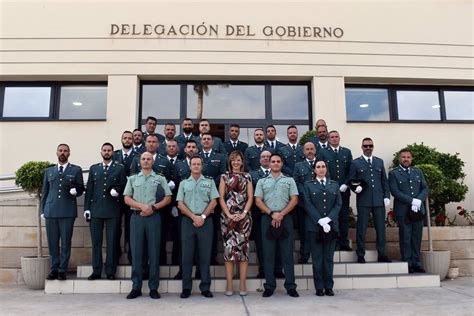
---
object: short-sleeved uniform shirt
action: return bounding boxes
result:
[123,171,172,210]
[254,173,299,212]
[176,175,220,214]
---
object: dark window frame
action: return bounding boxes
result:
[139,81,313,135]
[0,81,108,121]
[345,84,474,124]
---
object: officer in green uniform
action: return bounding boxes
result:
[177,155,219,299]
[278,125,305,176]
[224,124,249,154]
[293,142,317,263]
[123,152,172,299]
[348,137,391,263]
[244,128,270,171]
[41,143,84,281]
[318,130,353,251]
[264,125,285,153]
[255,153,299,298]
[389,148,428,273]
[142,116,165,143]
[132,129,146,154]
[195,119,227,154]
[303,160,342,297]
[84,143,127,280]
[130,134,172,180]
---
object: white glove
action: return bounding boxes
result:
[339,184,348,193]
[412,198,422,208]
[411,205,419,212]
[69,188,77,196]
[40,214,45,221]
[168,180,176,190]
[323,224,331,233]
[84,210,91,220]
[355,186,362,193]
[384,198,390,206]
[110,188,119,197]
[318,217,332,226]
[171,207,179,217]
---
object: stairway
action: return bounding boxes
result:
[45,249,440,294]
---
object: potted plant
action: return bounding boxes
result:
[15,161,52,289]
[392,144,469,280]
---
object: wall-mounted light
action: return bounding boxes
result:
[359,103,369,108]
[432,104,441,109]
[72,101,83,106]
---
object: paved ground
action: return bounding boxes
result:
[1,278,473,316]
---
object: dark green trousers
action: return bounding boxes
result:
[356,206,386,257]
[338,191,351,248]
[181,216,213,292]
[295,205,310,260]
[90,217,120,275]
[130,213,162,291]
[397,216,423,268]
[308,231,336,290]
[261,214,296,291]
[45,217,75,273]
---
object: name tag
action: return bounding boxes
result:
[153,180,161,185]
[200,182,211,188]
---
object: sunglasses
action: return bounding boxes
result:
[362,144,374,148]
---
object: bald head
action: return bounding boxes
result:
[303,142,316,160]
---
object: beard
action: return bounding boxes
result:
[58,155,67,163]
[183,127,193,134]
[122,142,132,149]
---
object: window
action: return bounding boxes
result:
[345,88,390,121]
[444,91,474,120]
[345,85,473,123]
[0,82,107,121]
[272,85,309,120]
[142,84,180,119]
[396,90,440,121]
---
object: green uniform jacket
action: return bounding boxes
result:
[348,156,390,207]
[112,149,136,177]
[40,164,85,218]
[303,179,342,232]
[224,140,248,155]
[200,151,227,186]
[130,153,173,180]
[319,146,353,185]
[244,145,271,171]
[389,166,429,217]
[293,160,315,206]
[279,144,305,177]
[84,162,127,218]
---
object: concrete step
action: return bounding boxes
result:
[118,250,379,265]
[77,261,408,279]
[45,273,440,294]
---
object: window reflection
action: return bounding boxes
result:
[345,88,390,121]
[142,85,180,120]
[444,91,474,120]
[396,91,440,120]
[186,84,265,119]
[3,87,51,117]
[59,86,107,119]
[272,86,309,119]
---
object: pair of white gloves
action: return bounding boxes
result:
[318,217,332,233]
[342,184,391,206]
[411,198,422,212]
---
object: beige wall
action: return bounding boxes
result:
[0,0,473,211]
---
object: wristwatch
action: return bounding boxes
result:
[201,214,207,220]
[243,209,248,214]
[151,205,158,213]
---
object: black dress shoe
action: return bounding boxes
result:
[58,272,67,280]
[88,273,101,280]
[325,289,335,296]
[287,289,299,297]
[316,289,325,296]
[149,290,161,299]
[106,274,115,280]
[126,289,142,299]
[357,256,366,264]
[275,271,285,278]
[174,270,182,280]
[46,271,58,280]
[201,290,213,298]
[378,255,392,263]
[180,289,191,299]
[262,289,274,297]
[339,245,353,251]
[413,267,426,273]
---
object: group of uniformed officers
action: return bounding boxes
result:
[40,116,429,299]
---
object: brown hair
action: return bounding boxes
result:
[227,151,244,173]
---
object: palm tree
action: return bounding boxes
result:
[193,84,209,119]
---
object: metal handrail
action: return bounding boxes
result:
[0,170,90,193]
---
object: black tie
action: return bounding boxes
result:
[124,153,128,160]
[104,165,108,172]
[292,145,296,150]
[233,142,237,148]
[270,142,275,149]
[368,158,372,167]
[322,144,326,149]
[59,166,64,174]
[320,179,325,188]
[170,158,174,164]
[334,148,338,154]
[265,170,270,177]
[309,160,314,168]
[205,153,209,160]
[258,146,263,152]
[405,168,410,175]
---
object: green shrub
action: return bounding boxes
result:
[15,161,52,196]
[299,130,316,146]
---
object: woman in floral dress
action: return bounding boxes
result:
[219,151,254,296]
